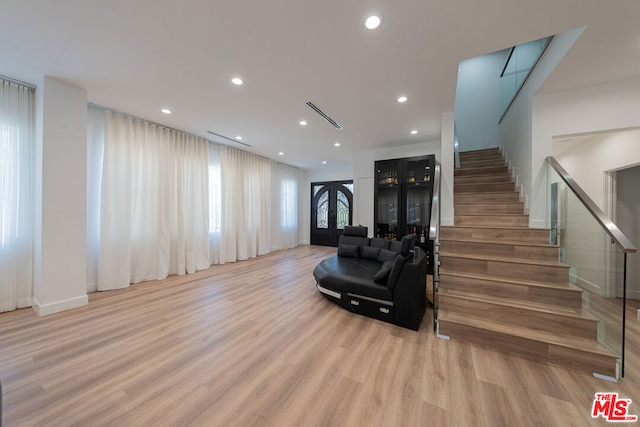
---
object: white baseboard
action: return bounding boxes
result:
[32,294,88,316]
[441,217,454,227]
[87,282,98,293]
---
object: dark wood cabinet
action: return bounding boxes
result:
[374,155,435,271]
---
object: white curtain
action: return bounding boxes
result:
[277,163,300,249]
[211,145,271,264]
[98,111,210,290]
[0,79,34,312]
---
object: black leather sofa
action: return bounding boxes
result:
[313,226,427,330]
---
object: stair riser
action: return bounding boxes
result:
[455,166,509,176]
[455,182,515,193]
[455,174,512,184]
[441,240,557,262]
[455,203,524,215]
[439,294,597,339]
[459,153,503,162]
[454,215,529,227]
[440,256,569,283]
[439,272,583,309]
[459,148,501,160]
[441,226,549,243]
[455,193,520,203]
[437,319,617,377]
[460,159,506,169]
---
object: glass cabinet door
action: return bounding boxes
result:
[405,157,432,242]
[375,160,401,239]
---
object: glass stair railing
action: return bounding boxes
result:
[429,161,441,332]
[547,156,637,378]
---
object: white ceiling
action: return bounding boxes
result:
[1,0,639,173]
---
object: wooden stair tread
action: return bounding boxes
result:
[438,271,582,292]
[438,287,592,318]
[440,251,568,267]
[438,312,616,358]
[440,237,557,249]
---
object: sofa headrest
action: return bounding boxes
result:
[343,225,368,237]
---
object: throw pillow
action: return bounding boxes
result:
[387,255,406,289]
[362,246,380,260]
[373,260,395,283]
[338,243,359,258]
[377,248,397,263]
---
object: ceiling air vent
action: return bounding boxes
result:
[206,131,252,147]
[306,101,343,130]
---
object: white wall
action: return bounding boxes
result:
[500,27,584,223]
[554,129,640,210]
[617,165,640,300]
[455,49,508,152]
[532,75,640,227]
[33,77,88,315]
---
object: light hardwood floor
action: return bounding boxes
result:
[0,245,638,426]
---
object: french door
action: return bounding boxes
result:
[310,181,354,247]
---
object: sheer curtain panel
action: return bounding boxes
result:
[0,78,34,312]
[277,163,300,249]
[215,146,271,263]
[98,111,210,290]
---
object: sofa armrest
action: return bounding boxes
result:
[392,248,427,328]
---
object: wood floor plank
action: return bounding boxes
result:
[0,245,638,426]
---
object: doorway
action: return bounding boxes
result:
[310,181,354,246]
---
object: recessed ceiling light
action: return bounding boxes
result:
[322,161,327,164]
[231,77,243,85]
[397,96,408,103]
[235,136,243,140]
[161,108,172,114]
[365,15,381,30]
[299,120,307,126]
[278,152,284,156]
[410,130,418,135]
[334,142,341,147]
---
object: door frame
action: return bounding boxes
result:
[310,180,354,247]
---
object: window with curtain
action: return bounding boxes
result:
[278,163,300,249]
[0,78,35,313]
[88,106,303,285]
[97,110,210,290]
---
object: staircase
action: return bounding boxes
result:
[438,147,618,377]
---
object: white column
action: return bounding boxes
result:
[33,76,88,315]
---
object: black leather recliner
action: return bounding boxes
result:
[313,226,427,330]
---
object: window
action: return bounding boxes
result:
[0,123,20,246]
[280,178,297,229]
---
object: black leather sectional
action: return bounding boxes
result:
[313,226,427,330]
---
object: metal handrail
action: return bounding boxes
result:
[546,156,636,253]
[429,162,441,241]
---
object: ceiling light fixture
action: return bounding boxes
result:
[235,136,243,140]
[231,77,243,85]
[365,16,381,30]
[161,108,172,114]
[334,142,341,147]
[397,96,408,103]
[278,152,284,156]
[322,161,327,164]
[299,120,308,126]
[410,130,418,135]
